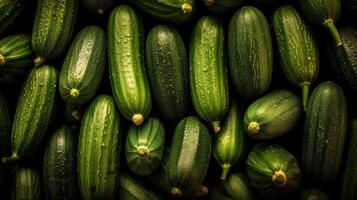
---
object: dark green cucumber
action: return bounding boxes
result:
[59,25,106,106]
[272,5,319,111]
[190,16,229,133]
[146,25,190,122]
[340,119,357,200]
[128,0,195,24]
[298,0,342,46]
[167,116,212,197]
[0,92,11,153]
[82,0,114,14]
[243,90,302,139]
[0,0,24,34]
[209,186,232,200]
[223,173,255,200]
[43,126,77,200]
[2,65,58,163]
[213,100,245,181]
[299,188,329,200]
[202,0,243,13]
[12,167,41,200]
[32,0,78,66]
[302,81,347,186]
[78,95,121,199]
[0,34,32,83]
[108,5,152,126]
[246,143,301,200]
[125,117,165,176]
[228,6,273,100]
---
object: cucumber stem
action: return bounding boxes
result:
[195,185,209,196]
[272,170,287,187]
[171,187,183,197]
[212,121,221,133]
[137,146,149,159]
[247,122,260,135]
[70,88,80,98]
[97,8,104,15]
[132,114,144,126]
[181,4,193,14]
[323,19,342,47]
[0,54,5,66]
[301,82,310,111]
[71,109,81,121]
[220,164,231,181]
[33,56,45,67]
[2,153,19,163]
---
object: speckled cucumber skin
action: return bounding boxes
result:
[82,0,114,14]
[12,167,42,200]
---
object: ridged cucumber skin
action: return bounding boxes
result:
[12,167,42,200]
[302,81,347,186]
[43,126,77,200]
[108,5,152,126]
[0,34,32,83]
[77,95,121,200]
[119,173,163,200]
[59,25,106,106]
[0,0,23,34]
[228,6,273,100]
[243,90,302,139]
[4,65,58,162]
[82,0,114,14]
[340,119,357,200]
[299,188,329,200]
[246,143,301,200]
[167,116,212,197]
[213,100,245,181]
[0,92,11,152]
[125,117,165,176]
[202,0,243,13]
[146,25,190,122]
[31,0,78,66]
[272,5,319,111]
[128,0,195,24]
[223,173,255,200]
[190,16,229,133]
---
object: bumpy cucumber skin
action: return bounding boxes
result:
[12,167,42,200]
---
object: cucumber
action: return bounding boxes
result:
[108,5,152,126]
[82,0,114,14]
[299,188,329,200]
[202,0,243,13]
[213,100,245,181]
[244,90,302,139]
[0,92,11,153]
[32,0,78,66]
[12,167,42,200]
[146,25,190,122]
[125,117,165,176]
[0,34,32,83]
[228,6,273,100]
[246,143,301,200]
[0,0,24,34]
[190,16,229,133]
[272,5,319,111]
[128,0,195,24]
[167,116,212,197]
[209,186,232,200]
[2,65,58,163]
[223,173,255,200]
[119,173,163,200]
[302,81,347,186]
[43,126,77,200]
[59,25,106,106]
[77,95,121,199]
[298,0,342,46]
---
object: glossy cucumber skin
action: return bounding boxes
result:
[125,117,165,176]
[43,126,77,200]
[228,6,273,100]
[223,173,255,200]
[12,167,42,200]
[299,188,329,200]
[77,95,121,200]
[0,92,11,153]
[146,25,190,122]
[298,0,341,25]
[302,81,347,186]
[59,25,106,106]
[108,5,152,126]
[190,16,229,133]
[0,0,24,34]
[82,0,114,14]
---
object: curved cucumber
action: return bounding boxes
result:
[82,0,114,14]
[12,167,42,200]
[223,173,255,200]
[202,0,243,13]
[0,0,24,34]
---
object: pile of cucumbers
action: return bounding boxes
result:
[0,0,356,199]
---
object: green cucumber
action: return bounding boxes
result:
[223,173,255,200]
[78,95,121,199]
[190,16,229,133]
[12,167,42,200]
[125,117,165,176]
[0,0,24,34]
[246,143,301,200]
[32,0,78,66]
[272,5,319,111]
[299,188,329,200]
[59,25,106,106]
[128,0,195,24]
[228,6,273,100]
[43,126,77,200]
[108,5,152,126]
[167,116,212,197]
[2,65,58,163]
[213,100,245,180]
[146,25,189,122]
[202,0,243,13]
[244,90,302,139]
[0,92,11,153]
[209,186,232,200]
[302,81,347,186]
[298,0,342,46]
[0,34,32,83]
[82,0,114,14]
